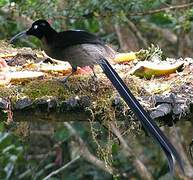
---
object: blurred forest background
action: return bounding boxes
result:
[0,0,193,179]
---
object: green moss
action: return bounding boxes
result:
[0,87,15,98]
[22,80,72,100]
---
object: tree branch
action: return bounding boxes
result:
[110,123,154,180]
[125,19,148,48]
[43,155,80,180]
[168,127,193,177]
[129,2,193,16]
[64,122,115,174]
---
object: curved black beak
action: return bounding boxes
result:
[10,30,27,43]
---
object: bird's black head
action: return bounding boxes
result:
[26,19,53,39]
[10,19,56,43]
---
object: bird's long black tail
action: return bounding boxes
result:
[98,58,184,174]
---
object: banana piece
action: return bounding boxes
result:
[114,52,137,63]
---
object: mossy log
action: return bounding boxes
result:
[1,70,193,126]
[0,41,193,126]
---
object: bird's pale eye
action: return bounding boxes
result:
[34,25,38,29]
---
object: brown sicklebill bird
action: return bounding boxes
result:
[10,19,184,174]
[11,19,115,80]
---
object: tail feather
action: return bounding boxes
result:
[98,58,184,174]
[161,144,175,173]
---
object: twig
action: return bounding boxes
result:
[30,138,67,177]
[189,139,193,162]
[5,97,13,124]
[114,24,139,51]
[33,163,55,180]
[142,21,177,44]
[64,122,115,174]
[110,122,153,180]
[43,156,80,180]
[126,19,148,48]
[129,2,193,16]
[55,2,193,22]
[169,127,193,177]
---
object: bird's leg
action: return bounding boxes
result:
[0,58,11,84]
[59,66,77,83]
[75,65,97,81]
[87,66,100,92]
[91,67,97,81]
[0,58,9,70]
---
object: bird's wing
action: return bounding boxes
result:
[55,30,105,49]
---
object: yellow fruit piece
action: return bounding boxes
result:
[23,62,39,70]
[114,52,137,63]
[36,52,44,58]
[0,72,10,86]
[40,61,72,75]
[0,52,17,58]
[7,71,44,82]
[131,61,184,79]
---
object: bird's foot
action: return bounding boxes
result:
[0,58,10,85]
[91,72,98,82]
[58,76,69,84]
[0,58,9,71]
[53,74,72,89]
[76,66,93,75]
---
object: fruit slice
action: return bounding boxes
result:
[7,71,44,82]
[0,52,17,59]
[0,72,10,86]
[131,61,184,79]
[114,52,137,63]
[40,61,72,74]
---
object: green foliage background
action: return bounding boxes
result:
[0,0,193,179]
